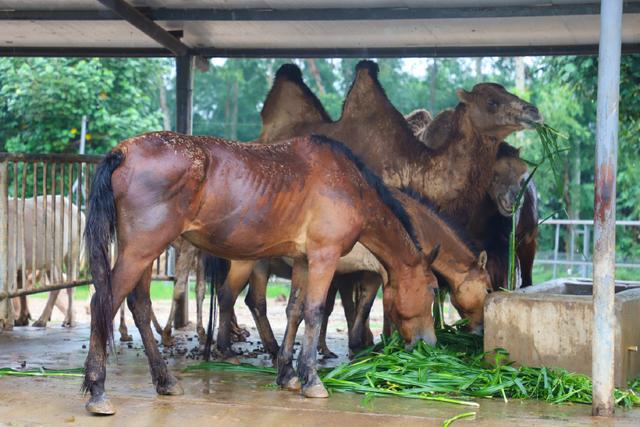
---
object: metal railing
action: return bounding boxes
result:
[535,218,640,278]
[0,153,175,329]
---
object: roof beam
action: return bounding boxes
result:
[2,3,640,21]
[95,0,209,71]
[2,44,640,59]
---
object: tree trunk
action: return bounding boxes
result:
[230,79,239,140]
[158,74,171,131]
[429,59,438,113]
[306,59,326,95]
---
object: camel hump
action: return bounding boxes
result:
[341,60,399,122]
[259,64,332,142]
[422,109,456,151]
[405,109,433,141]
[355,60,379,77]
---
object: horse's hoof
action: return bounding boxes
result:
[283,376,301,391]
[319,348,338,359]
[158,380,184,396]
[85,394,116,415]
[161,332,173,347]
[303,383,329,398]
[31,320,47,328]
[119,334,133,342]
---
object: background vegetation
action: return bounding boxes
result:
[0,55,638,282]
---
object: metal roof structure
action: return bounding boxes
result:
[1,1,639,58]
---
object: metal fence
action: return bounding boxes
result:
[535,219,640,278]
[0,153,175,330]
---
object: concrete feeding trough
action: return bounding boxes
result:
[484,278,640,387]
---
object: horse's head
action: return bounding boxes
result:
[383,245,440,348]
[448,251,491,335]
[490,144,530,217]
[457,83,542,140]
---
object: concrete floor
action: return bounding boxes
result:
[1,301,639,426]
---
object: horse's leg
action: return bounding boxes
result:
[338,276,356,332]
[245,259,279,360]
[317,279,338,359]
[216,260,254,357]
[195,254,206,344]
[127,266,183,396]
[163,239,197,346]
[276,259,306,391]
[119,305,133,342]
[84,243,173,415]
[349,272,379,356]
[298,247,341,398]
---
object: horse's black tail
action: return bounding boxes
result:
[84,150,124,355]
[202,253,231,361]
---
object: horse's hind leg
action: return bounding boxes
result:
[118,305,133,342]
[349,272,378,356]
[216,260,255,358]
[298,247,341,398]
[127,265,183,396]
[245,259,279,360]
[195,256,206,344]
[317,279,338,359]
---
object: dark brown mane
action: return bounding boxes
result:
[398,187,480,256]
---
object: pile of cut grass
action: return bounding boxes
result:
[186,326,640,409]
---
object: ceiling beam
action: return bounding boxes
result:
[2,3,640,21]
[95,0,209,71]
[2,43,640,59]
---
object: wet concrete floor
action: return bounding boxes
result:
[1,321,640,426]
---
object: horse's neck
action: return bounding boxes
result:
[357,207,422,280]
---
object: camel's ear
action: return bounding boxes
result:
[478,251,488,270]
[456,88,473,104]
[425,244,440,266]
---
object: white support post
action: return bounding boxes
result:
[592,0,623,417]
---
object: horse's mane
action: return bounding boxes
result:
[269,63,333,123]
[398,187,481,257]
[309,134,422,252]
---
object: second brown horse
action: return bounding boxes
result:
[82,131,439,414]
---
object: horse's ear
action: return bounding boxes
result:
[456,88,473,104]
[478,251,488,270]
[425,244,440,266]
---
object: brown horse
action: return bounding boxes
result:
[83,132,439,414]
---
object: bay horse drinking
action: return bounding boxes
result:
[83,131,438,414]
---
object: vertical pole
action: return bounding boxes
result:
[0,161,10,330]
[174,55,194,329]
[553,223,560,279]
[592,0,622,417]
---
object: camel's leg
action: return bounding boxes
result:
[297,247,341,398]
[348,272,379,356]
[127,266,183,396]
[163,240,197,346]
[195,256,206,344]
[14,275,31,326]
[33,290,59,327]
[317,279,338,359]
[276,259,306,391]
[245,259,279,360]
[518,236,537,288]
[118,305,133,342]
[216,260,255,357]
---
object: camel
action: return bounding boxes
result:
[8,195,84,327]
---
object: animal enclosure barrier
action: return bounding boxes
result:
[0,153,176,330]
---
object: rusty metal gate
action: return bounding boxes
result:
[0,153,175,330]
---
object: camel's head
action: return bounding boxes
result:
[457,83,542,139]
[448,251,491,335]
[490,143,530,216]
